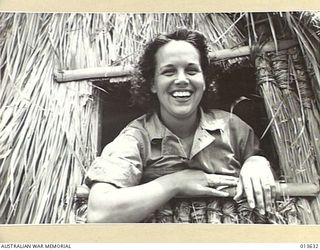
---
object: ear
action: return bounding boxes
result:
[150,82,157,93]
[202,84,206,91]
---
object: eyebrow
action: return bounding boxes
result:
[159,63,201,70]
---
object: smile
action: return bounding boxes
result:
[171,90,192,98]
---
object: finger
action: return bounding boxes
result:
[261,175,276,213]
[261,182,271,213]
[266,172,277,202]
[216,185,229,191]
[198,186,230,197]
[206,174,238,187]
[251,178,265,215]
[270,182,277,201]
[233,180,243,202]
[242,175,255,209]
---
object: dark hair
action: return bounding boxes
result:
[130,28,212,112]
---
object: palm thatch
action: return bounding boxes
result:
[0,12,320,224]
[0,13,101,223]
[244,12,320,224]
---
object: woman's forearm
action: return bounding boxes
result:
[87,169,235,223]
[87,174,179,223]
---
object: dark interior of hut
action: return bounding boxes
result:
[214,65,280,176]
[95,65,280,177]
[95,80,144,149]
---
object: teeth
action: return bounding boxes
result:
[172,91,191,98]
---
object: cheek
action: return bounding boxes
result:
[200,75,206,91]
[195,77,206,92]
[202,83,206,91]
[152,77,169,93]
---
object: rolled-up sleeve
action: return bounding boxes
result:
[240,125,262,162]
[228,115,263,164]
[85,128,144,188]
[237,118,263,163]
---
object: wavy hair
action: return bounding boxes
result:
[130,28,212,112]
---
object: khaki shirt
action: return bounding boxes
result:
[85,109,261,188]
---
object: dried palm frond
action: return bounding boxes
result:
[70,195,88,224]
[221,200,238,224]
[270,46,320,223]
[173,199,191,223]
[243,11,320,224]
[0,13,99,223]
[154,203,174,223]
[268,198,301,224]
[288,46,320,174]
[207,199,222,224]
[255,54,317,224]
[284,13,320,110]
[237,199,255,224]
[190,200,207,223]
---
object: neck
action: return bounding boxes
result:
[159,110,199,139]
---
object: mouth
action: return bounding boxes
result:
[170,90,193,98]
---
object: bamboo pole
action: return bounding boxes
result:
[74,182,320,199]
[209,39,298,61]
[54,65,134,83]
[53,39,298,83]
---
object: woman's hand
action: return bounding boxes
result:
[234,156,276,214]
[87,169,238,223]
[171,169,238,197]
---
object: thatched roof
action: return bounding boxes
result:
[0,12,320,224]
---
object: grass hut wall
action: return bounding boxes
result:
[0,12,320,224]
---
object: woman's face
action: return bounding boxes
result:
[151,40,206,122]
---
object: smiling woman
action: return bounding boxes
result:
[84,29,276,223]
[151,40,205,142]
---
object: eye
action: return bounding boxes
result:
[186,67,200,75]
[161,68,176,76]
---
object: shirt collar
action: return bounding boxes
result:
[145,112,166,141]
[146,108,226,141]
[199,108,226,132]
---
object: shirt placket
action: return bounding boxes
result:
[190,126,215,160]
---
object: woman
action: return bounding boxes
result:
[85,29,276,223]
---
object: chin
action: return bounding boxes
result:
[171,109,195,119]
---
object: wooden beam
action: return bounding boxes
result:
[209,39,298,61]
[54,39,298,83]
[75,181,320,199]
[54,65,134,83]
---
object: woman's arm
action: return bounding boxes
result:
[234,155,276,214]
[87,169,238,223]
[230,115,276,214]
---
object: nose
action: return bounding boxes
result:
[174,70,189,85]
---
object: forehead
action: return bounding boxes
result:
[155,40,200,66]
